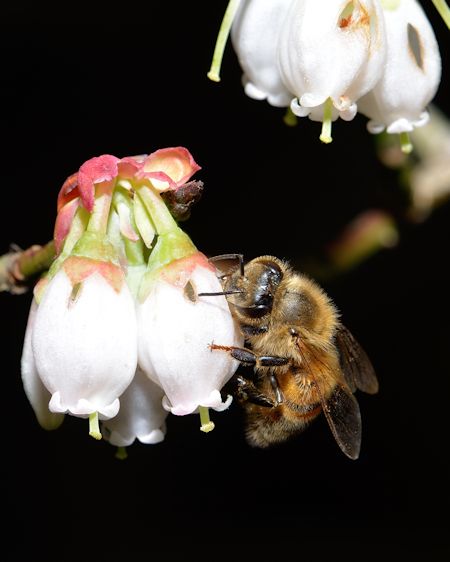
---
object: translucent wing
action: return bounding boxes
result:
[321,382,362,460]
[295,339,362,460]
[335,324,379,395]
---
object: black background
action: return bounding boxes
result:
[2,2,449,560]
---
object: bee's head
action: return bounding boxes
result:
[223,256,284,320]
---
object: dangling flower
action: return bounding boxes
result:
[230,0,294,107]
[21,299,64,431]
[102,368,167,447]
[278,0,387,142]
[138,252,242,421]
[32,260,138,425]
[357,0,442,152]
[31,160,138,438]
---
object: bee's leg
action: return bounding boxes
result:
[269,374,283,406]
[209,344,289,368]
[234,375,276,408]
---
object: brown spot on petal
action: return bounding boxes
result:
[184,280,197,303]
[69,282,83,307]
[407,23,424,70]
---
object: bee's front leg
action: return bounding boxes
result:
[209,343,289,368]
[210,344,287,407]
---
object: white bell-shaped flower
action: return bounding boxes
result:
[358,0,441,135]
[231,0,294,107]
[137,253,243,417]
[278,0,387,124]
[21,299,64,431]
[102,368,167,447]
[32,267,137,420]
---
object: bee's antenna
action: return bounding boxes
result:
[198,290,243,297]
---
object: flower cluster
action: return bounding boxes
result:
[21,147,242,450]
[212,0,442,150]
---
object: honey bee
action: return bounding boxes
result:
[199,254,378,459]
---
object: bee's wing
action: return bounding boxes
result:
[296,340,362,460]
[335,324,379,395]
[321,380,362,460]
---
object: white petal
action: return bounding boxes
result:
[358,0,441,133]
[278,0,386,119]
[21,299,64,430]
[32,269,137,418]
[231,0,294,107]
[102,368,167,447]
[138,264,243,416]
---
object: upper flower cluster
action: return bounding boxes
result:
[213,0,442,150]
[22,147,242,451]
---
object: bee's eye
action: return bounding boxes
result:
[236,261,283,318]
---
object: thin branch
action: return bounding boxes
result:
[0,241,55,294]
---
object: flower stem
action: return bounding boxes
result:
[0,241,56,294]
[207,0,242,82]
[89,412,102,440]
[399,132,413,154]
[320,99,333,144]
[87,183,113,235]
[199,406,215,433]
[18,241,56,279]
[137,185,178,235]
[431,0,450,29]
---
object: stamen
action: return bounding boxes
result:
[399,132,413,154]
[320,98,333,144]
[89,412,102,440]
[207,0,242,82]
[199,406,215,433]
[115,446,128,460]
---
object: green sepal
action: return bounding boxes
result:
[138,227,197,301]
[71,231,120,265]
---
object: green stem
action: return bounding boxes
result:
[137,185,178,235]
[199,406,215,433]
[18,241,56,278]
[89,412,102,440]
[431,0,450,29]
[0,241,56,294]
[112,189,146,266]
[320,99,333,144]
[87,184,113,235]
[207,0,242,82]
